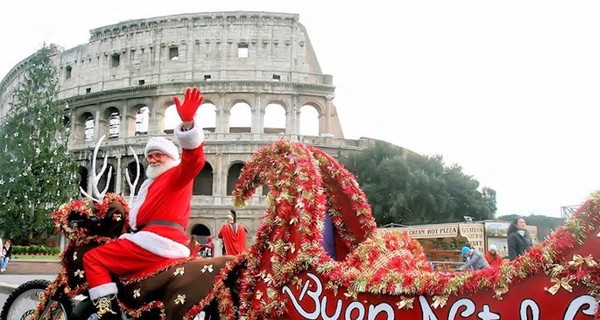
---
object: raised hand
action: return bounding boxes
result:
[173,87,204,122]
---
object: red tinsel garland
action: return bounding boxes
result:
[213,140,600,319]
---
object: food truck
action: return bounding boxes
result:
[382,221,538,270]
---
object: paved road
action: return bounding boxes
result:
[0,261,60,311]
[0,274,58,311]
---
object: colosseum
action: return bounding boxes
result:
[0,11,374,252]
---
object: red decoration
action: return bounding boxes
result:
[197,140,600,320]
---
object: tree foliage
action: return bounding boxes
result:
[341,141,496,225]
[0,46,78,242]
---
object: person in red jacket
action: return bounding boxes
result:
[485,244,504,267]
[199,236,215,258]
[218,211,247,255]
[82,87,206,319]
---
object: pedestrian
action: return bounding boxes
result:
[507,217,533,260]
[1,240,12,272]
[199,236,215,258]
[485,244,504,267]
[218,211,247,255]
[82,87,206,319]
[458,246,489,270]
[460,245,471,262]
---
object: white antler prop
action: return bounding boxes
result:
[125,146,141,203]
[80,135,112,203]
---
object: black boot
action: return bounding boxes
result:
[92,294,119,320]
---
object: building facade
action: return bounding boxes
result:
[0,11,373,249]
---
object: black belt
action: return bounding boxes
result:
[137,220,185,232]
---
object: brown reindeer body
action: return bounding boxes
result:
[34,193,235,320]
[117,256,234,320]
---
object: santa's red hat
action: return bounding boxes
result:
[144,137,179,160]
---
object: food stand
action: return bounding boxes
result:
[382,221,537,271]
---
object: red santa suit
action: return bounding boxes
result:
[218,222,247,255]
[83,122,205,300]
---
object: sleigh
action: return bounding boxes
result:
[206,140,600,320]
[2,140,600,320]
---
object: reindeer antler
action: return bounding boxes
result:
[125,146,140,203]
[80,135,113,203]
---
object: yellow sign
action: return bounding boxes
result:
[401,224,458,239]
[459,224,485,252]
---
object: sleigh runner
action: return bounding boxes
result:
[2,140,600,319]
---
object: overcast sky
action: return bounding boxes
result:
[2,0,600,218]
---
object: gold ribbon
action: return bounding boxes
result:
[569,254,598,268]
[546,277,573,295]
[396,296,415,309]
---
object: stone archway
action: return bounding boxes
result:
[190,224,211,243]
[191,223,214,257]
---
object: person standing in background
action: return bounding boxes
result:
[218,211,247,255]
[507,217,533,260]
[199,236,215,258]
[485,244,504,267]
[1,240,12,272]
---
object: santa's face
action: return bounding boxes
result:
[146,151,176,179]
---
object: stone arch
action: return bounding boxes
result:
[263,103,286,134]
[229,101,252,133]
[296,97,326,116]
[102,106,121,139]
[77,111,95,142]
[190,223,212,245]
[191,224,211,236]
[225,96,253,113]
[201,95,221,106]
[156,96,177,134]
[132,105,149,136]
[299,104,320,136]
[197,102,217,133]
[226,161,245,195]
[193,162,213,195]
[163,104,178,134]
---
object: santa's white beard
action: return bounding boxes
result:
[146,158,178,180]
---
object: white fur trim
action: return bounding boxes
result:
[129,159,179,231]
[174,119,204,150]
[145,137,180,160]
[120,231,191,258]
[89,282,118,300]
[128,179,151,231]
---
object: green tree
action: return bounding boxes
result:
[0,46,78,243]
[342,140,496,225]
[342,142,410,224]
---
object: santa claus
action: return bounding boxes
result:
[82,87,206,319]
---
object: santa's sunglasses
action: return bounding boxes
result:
[146,152,168,162]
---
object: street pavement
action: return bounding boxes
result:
[0,261,60,311]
